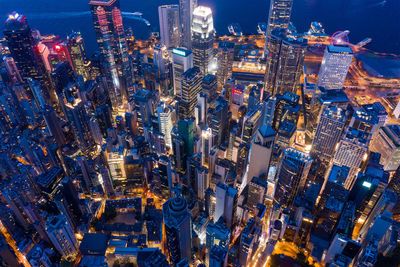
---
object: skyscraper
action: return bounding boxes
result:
[89,0,134,105]
[4,12,48,92]
[43,105,66,148]
[209,245,228,267]
[158,5,181,49]
[215,182,238,228]
[332,127,371,189]
[260,95,277,126]
[247,125,276,183]
[158,155,173,196]
[264,28,307,95]
[66,32,90,80]
[178,118,195,157]
[172,48,193,96]
[247,177,269,211]
[310,105,346,165]
[179,66,202,119]
[208,97,230,146]
[216,42,235,91]
[317,44,353,89]
[274,147,312,207]
[192,6,215,76]
[162,196,192,265]
[179,0,197,49]
[206,220,231,251]
[46,214,78,258]
[63,98,95,154]
[266,0,293,38]
[369,124,400,171]
[157,102,174,149]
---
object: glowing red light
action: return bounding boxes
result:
[55,45,61,51]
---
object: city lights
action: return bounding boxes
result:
[0,0,398,266]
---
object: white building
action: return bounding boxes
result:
[370,125,400,171]
[158,5,181,49]
[333,127,371,189]
[46,214,78,259]
[317,44,353,89]
[179,0,197,49]
[215,182,238,228]
[311,105,346,163]
[157,102,174,149]
[171,48,193,96]
[192,6,214,75]
[247,125,276,184]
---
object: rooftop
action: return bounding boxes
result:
[327,44,353,54]
[258,124,276,138]
[172,48,192,57]
[193,6,212,18]
[79,233,108,256]
[89,0,117,6]
[5,12,28,31]
[284,147,312,163]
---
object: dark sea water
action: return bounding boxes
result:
[0,0,399,55]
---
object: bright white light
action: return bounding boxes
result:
[362,181,371,188]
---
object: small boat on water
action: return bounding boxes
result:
[228,23,243,37]
[257,22,267,35]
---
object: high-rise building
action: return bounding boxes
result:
[89,0,134,103]
[349,155,389,239]
[63,98,95,154]
[317,44,353,89]
[239,218,261,266]
[247,125,276,183]
[266,0,294,37]
[264,28,307,95]
[324,234,361,265]
[162,196,192,265]
[310,105,346,165]
[216,42,235,90]
[274,148,312,207]
[241,107,263,143]
[43,105,66,148]
[260,95,277,126]
[153,43,173,96]
[272,92,301,131]
[66,32,90,80]
[306,87,350,141]
[158,5,181,49]
[215,182,238,229]
[172,48,193,96]
[158,155,173,196]
[179,0,197,49]
[332,127,371,189]
[201,127,213,166]
[180,118,195,155]
[209,245,228,267]
[206,220,231,251]
[157,102,174,149]
[4,56,23,84]
[202,73,218,104]
[192,6,214,76]
[370,124,400,171]
[247,177,269,211]
[4,12,48,91]
[46,214,78,258]
[179,66,202,119]
[208,97,230,146]
[134,89,154,133]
